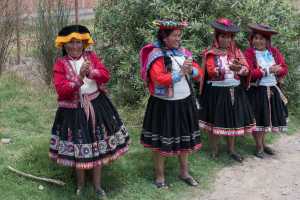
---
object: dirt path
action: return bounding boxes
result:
[195,132,300,200]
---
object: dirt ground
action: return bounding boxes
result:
[193,132,300,200]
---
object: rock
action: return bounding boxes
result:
[38,185,44,190]
[1,138,11,144]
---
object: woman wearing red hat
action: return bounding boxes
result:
[199,18,255,162]
[49,25,130,198]
[139,19,203,188]
[244,23,288,158]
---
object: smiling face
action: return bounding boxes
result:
[163,29,182,49]
[217,32,233,49]
[252,33,268,50]
[64,39,84,58]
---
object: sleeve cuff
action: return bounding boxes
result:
[191,68,199,78]
[172,72,182,83]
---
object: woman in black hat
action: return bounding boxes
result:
[199,18,255,162]
[139,19,203,188]
[244,23,288,158]
[49,25,130,198]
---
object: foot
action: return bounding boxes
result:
[75,187,83,196]
[154,181,169,189]
[229,152,243,163]
[95,188,107,200]
[254,150,265,159]
[264,146,275,155]
[211,151,219,159]
[179,175,199,187]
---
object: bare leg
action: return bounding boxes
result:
[226,136,235,154]
[153,152,165,183]
[178,153,189,178]
[178,153,198,186]
[209,133,219,157]
[76,169,85,195]
[92,165,102,191]
[253,132,264,152]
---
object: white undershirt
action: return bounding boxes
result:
[69,57,98,94]
[154,55,191,101]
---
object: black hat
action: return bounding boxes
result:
[211,18,240,33]
[55,24,94,48]
[248,23,278,36]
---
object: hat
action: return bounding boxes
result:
[55,25,94,48]
[248,23,278,36]
[211,18,240,33]
[153,19,188,30]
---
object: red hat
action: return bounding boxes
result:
[211,18,240,33]
[153,19,188,30]
[248,23,278,36]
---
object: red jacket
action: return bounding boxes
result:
[201,48,251,91]
[148,57,203,96]
[244,47,288,82]
[53,51,110,107]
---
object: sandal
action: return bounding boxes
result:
[95,188,107,200]
[179,176,199,187]
[229,152,243,163]
[264,146,275,155]
[75,188,83,196]
[254,150,265,159]
[154,181,169,189]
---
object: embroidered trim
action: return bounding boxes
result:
[199,120,255,136]
[141,142,202,157]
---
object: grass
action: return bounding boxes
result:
[0,73,299,200]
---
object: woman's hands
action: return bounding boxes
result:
[79,60,91,79]
[181,57,193,76]
[269,64,281,74]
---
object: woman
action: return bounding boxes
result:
[140,19,203,188]
[49,25,130,198]
[244,23,288,158]
[198,18,255,162]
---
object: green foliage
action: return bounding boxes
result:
[35,0,70,85]
[94,0,300,113]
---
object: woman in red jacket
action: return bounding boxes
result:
[49,25,130,198]
[244,24,288,158]
[198,18,255,162]
[140,19,203,188]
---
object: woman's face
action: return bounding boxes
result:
[217,33,233,49]
[64,39,84,58]
[252,33,267,50]
[163,29,182,49]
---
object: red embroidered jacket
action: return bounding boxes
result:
[53,51,110,107]
[201,48,251,91]
[244,47,288,82]
[148,57,203,95]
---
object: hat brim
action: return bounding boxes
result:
[211,21,240,33]
[248,23,278,36]
[55,32,94,48]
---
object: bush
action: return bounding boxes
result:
[94,0,300,113]
[0,0,18,75]
[35,0,70,85]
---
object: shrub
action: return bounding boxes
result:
[94,0,300,113]
[35,0,70,85]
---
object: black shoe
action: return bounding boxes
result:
[254,150,265,159]
[179,176,199,187]
[264,146,275,155]
[229,152,243,163]
[154,181,169,189]
[95,188,107,200]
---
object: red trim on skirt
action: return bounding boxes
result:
[141,142,202,157]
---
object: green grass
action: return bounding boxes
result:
[0,73,299,200]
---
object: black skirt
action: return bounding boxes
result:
[141,95,202,156]
[198,84,255,136]
[246,85,288,133]
[49,93,130,169]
